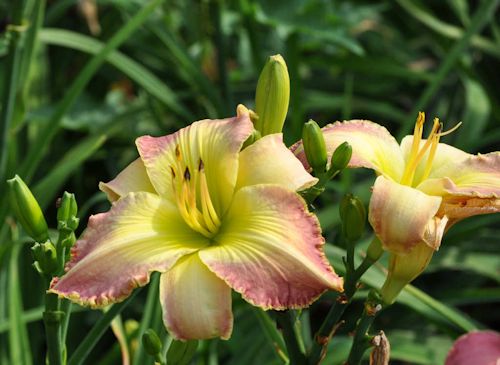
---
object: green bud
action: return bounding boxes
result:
[57,192,79,232]
[142,328,162,357]
[302,120,328,173]
[339,194,366,241]
[167,339,199,365]
[7,175,49,242]
[366,237,384,264]
[330,142,352,172]
[32,241,58,275]
[254,54,290,136]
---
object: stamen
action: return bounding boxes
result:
[438,121,462,137]
[400,112,425,185]
[184,167,191,181]
[400,116,440,186]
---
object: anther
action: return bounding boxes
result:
[198,159,204,171]
[175,145,181,159]
[184,167,191,181]
[170,166,176,178]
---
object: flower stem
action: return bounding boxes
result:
[307,238,382,364]
[275,311,306,365]
[43,293,63,365]
[346,290,384,365]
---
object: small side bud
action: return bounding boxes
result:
[302,120,328,174]
[339,194,366,242]
[7,175,49,242]
[32,241,58,276]
[142,328,163,357]
[254,54,290,136]
[167,339,199,365]
[330,142,352,172]
[57,192,79,232]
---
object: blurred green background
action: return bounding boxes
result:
[0,0,499,364]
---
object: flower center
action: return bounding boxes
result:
[400,112,461,187]
[170,145,221,238]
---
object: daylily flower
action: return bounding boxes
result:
[445,331,500,365]
[50,107,343,340]
[292,113,500,303]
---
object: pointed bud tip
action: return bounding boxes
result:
[331,142,352,171]
[142,328,162,356]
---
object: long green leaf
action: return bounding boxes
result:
[8,243,33,365]
[38,28,191,120]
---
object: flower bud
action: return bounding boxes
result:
[302,120,328,173]
[254,54,290,136]
[167,339,198,365]
[32,241,58,276]
[7,175,49,242]
[330,142,352,172]
[339,194,366,241]
[142,328,162,357]
[57,192,79,232]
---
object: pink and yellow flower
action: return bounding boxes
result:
[50,108,343,340]
[292,113,500,303]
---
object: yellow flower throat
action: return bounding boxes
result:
[171,145,221,237]
[400,112,461,187]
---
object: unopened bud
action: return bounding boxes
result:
[7,175,49,242]
[142,328,162,357]
[302,120,327,173]
[366,237,384,264]
[32,241,58,275]
[254,54,290,136]
[167,339,199,365]
[339,194,366,241]
[330,142,352,172]
[57,192,79,232]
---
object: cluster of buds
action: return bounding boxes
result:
[7,175,78,279]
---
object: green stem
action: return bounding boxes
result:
[19,0,165,182]
[346,291,384,365]
[275,311,306,365]
[44,293,63,365]
[307,238,382,365]
[60,299,72,344]
[68,288,142,365]
[132,273,160,365]
[398,0,500,138]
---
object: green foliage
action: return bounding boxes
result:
[0,0,499,364]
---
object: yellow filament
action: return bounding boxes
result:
[170,145,220,237]
[400,116,440,186]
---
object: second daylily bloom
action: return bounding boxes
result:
[292,113,500,303]
[50,107,343,340]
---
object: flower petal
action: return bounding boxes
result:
[136,114,253,213]
[417,152,500,198]
[369,176,444,253]
[49,192,208,308]
[291,120,405,181]
[445,331,500,365]
[400,136,470,185]
[99,158,156,202]
[160,253,233,340]
[199,185,343,310]
[440,196,500,228]
[236,133,317,191]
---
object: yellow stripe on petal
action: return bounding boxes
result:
[236,133,317,192]
[49,192,208,308]
[369,176,443,254]
[417,152,500,198]
[160,253,233,340]
[291,120,404,181]
[199,185,343,310]
[99,158,156,202]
